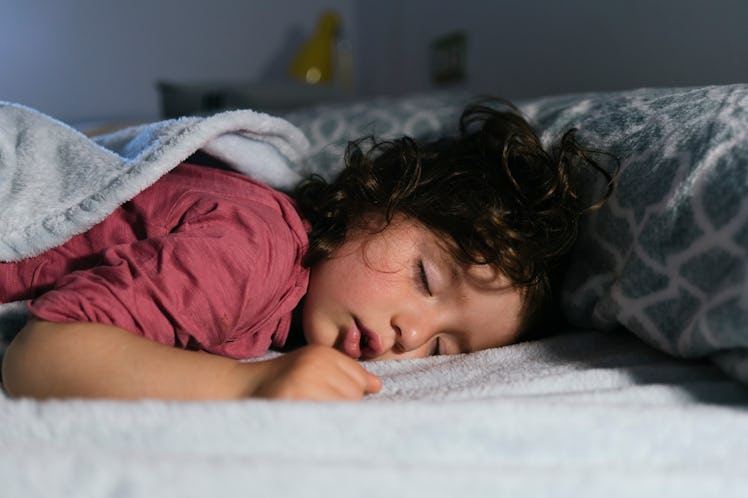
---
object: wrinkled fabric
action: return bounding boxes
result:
[1,163,309,359]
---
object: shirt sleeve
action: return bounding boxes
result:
[28,198,305,358]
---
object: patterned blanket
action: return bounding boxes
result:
[524,86,748,383]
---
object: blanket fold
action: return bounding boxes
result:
[0,102,310,262]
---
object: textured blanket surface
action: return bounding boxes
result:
[2,328,747,498]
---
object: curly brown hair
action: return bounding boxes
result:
[295,101,616,337]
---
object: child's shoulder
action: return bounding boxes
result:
[132,162,305,237]
[166,162,271,192]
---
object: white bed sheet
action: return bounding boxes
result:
[2,328,747,498]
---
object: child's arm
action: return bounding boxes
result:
[2,319,382,401]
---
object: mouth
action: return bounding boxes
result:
[340,319,383,360]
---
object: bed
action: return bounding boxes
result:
[2,84,748,497]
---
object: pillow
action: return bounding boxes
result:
[281,90,469,178]
[522,85,748,383]
[285,84,748,384]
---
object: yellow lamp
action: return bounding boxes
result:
[288,10,340,84]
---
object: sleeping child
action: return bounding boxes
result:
[0,101,614,401]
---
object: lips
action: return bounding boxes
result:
[341,319,383,359]
[341,322,362,359]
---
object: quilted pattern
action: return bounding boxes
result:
[524,85,748,382]
[282,91,469,178]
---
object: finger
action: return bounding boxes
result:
[335,359,382,397]
[363,370,382,394]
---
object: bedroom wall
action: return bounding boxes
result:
[2,0,745,123]
[0,0,355,123]
[353,0,748,99]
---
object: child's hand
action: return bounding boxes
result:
[248,345,382,401]
[3,320,379,401]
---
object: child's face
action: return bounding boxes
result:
[302,216,524,360]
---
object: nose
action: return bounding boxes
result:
[391,313,436,353]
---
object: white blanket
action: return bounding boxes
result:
[1,329,747,498]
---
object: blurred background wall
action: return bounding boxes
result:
[0,0,355,122]
[1,0,746,124]
[355,0,748,99]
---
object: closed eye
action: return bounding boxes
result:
[416,260,432,296]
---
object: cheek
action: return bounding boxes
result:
[309,257,363,304]
[314,248,400,301]
[300,280,336,346]
[458,289,525,350]
[301,255,367,343]
[301,265,335,344]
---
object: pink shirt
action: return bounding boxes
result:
[0,163,309,359]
